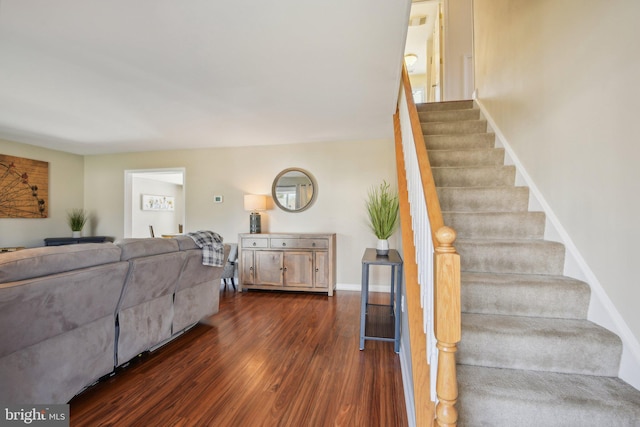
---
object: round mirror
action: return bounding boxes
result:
[272,168,317,213]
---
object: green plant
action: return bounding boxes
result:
[365,180,399,240]
[67,208,88,232]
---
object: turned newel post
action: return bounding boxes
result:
[434,226,461,427]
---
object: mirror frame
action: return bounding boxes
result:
[271,168,318,213]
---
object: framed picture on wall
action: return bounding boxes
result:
[141,194,175,211]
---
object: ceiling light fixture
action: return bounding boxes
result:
[404,54,418,68]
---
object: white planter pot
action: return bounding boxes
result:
[376,239,389,256]
[72,231,81,238]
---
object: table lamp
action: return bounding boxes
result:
[244,194,266,234]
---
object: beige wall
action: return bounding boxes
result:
[443,0,474,100]
[84,139,398,287]
[0,139,84,248]
[474,0,640,340]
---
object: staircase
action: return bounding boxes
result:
[418,100,640,426]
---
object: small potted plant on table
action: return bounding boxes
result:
[365,180,399,256]
[67,208,88,238]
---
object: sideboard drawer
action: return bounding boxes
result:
[270,238,328,249]
[241,238,269,248]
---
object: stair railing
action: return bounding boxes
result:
[394,64,461,426]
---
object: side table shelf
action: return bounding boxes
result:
[359,248,403,353]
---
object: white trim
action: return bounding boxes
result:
[400,337,417,427]
[475,99,640,390]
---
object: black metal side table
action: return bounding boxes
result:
[359,248,403,353]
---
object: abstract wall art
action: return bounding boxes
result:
[0,154,48,218]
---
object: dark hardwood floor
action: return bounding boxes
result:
[70,288,408,426]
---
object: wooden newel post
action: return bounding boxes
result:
[434,226,461,427]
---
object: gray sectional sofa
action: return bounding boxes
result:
[0,236,228,404]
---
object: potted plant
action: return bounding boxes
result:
[67,208,88,238]
[365,180,399,255]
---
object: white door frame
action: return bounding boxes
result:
[124,168,186,238]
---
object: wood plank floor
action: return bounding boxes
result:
[70,289,408,426]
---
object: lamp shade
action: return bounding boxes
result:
[244,194,266,211]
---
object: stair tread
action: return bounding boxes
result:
[416,100,473,112]
[437,187,530,212]
[434,166,516,188]
[462,271,587,286]
[424,132,495,142]
[456,238,565,275]
[457,365,640,427]
[433,164,512,169]
[460,313,621,376]
[422,119,487,136]
[444,211,545,239]
[424,119,486,126]
[419,109,480,122]
[457,237,563,245]
[461,272,590,319]
[428,147,502,153]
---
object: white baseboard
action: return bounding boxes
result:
[400,338,417,427]
[475,99,640,390]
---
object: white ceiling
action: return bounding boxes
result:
[0,0,411,155]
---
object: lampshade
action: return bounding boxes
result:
[244,194,266,212]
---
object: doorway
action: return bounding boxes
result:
[404,0,442,102]
[405,0,475,102]
[124,168,185,238]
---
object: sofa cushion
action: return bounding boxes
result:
[0,261,129,358]
[0,243,122,283]
[115,238,179,261]
[173,235,199,251]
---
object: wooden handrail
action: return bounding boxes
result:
[396,64,461,426]
[399,65,444,246]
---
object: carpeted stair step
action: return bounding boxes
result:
[422,119,487,135]
[457,365,640,427]
[428,148,505,167]
[456,239,565,275]
[425,133,496,151]
[433,165,515,187]
[461,272,590,319]
[437,187,530,212]
[419,108,480,123]
[459,313,622,375]
[443,211,545,239]
[416,100,474,112]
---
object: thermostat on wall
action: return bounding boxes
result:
[213,195,223,203]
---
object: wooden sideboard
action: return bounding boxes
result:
[238,233,336,296]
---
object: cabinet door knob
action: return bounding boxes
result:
[315,268,319,272]
[282,242,286,247]
[312,242,316,247]
[252,242,256,246]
